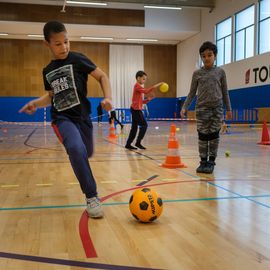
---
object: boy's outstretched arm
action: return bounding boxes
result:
[138,82,164,95]
[91,67,112,111]
[19,92,52,114]
[152,82,164,89]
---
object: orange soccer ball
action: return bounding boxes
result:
[129,188,163,223]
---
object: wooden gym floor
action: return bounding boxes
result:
[0,120,270,270]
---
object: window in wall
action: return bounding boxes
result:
[216,17,232,66]
[235,5,255,61]
[259,0,270,54]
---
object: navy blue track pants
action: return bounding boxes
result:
[52,117,97,198]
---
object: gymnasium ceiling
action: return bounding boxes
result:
[0,0,215,44]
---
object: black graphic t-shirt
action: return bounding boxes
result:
[43,51,96,120]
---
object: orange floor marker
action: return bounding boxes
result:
[161,124,187,168]
[108,119,117,139]
[258,120,270,145]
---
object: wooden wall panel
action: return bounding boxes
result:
[0,3,144,27]
[72,42,109,97]
[0,39,49,97]
[0,40,177,100]
[258,108,270,122]
[0,39,109,97]
[144,45,177,98]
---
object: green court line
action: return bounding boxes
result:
[1,194,270,211]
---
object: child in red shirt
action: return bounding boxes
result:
[125,70,163,150]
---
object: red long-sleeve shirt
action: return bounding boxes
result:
[131,82,154,110]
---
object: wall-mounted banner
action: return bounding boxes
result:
[223,52,270,90]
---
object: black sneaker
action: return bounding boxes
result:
[203,161,216,174]
[196,161,207,173]
[125,144,137,150]
[135,143,146,150]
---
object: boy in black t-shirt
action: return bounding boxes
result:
[19,21,112,218]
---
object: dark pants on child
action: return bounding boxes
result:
[52,116,97,198]
[97,105,103,124]
[109,111,123,127]
[126,108,147,146]
[196,106,223,161]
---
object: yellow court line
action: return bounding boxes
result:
[100,180,118,184]
[68,182,79,185]
[131,179,145,183]
[36,183,53,187]
[191,177,201,180]
[162,178,177,182]
[1,184,20,188]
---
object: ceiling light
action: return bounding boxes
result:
[67,1,107,6]
[144,5,182,10]
[0,33,8,36]
[126,38,158,42]
[27,34,43,38]
[80,36,113,40]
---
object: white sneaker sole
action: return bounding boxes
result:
[86,210,104,219]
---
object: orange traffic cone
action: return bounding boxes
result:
[161,124,187,168]
[108,119,117,139]
[258,120,270,145]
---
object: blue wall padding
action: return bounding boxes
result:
[229,85,270,108]
[0,84,269,122]
[0,97,110,122]
[0,97,51,122]
[180,84,270,110]
[146,98,177,118]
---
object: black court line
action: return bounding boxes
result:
[136,175,159,186]
[23,128,38,148]
[0,252,162,270]
[131,150,157,161]
[104,138,157,161]
[23,128,62,152]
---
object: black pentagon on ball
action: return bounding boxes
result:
[149,216,157,222]
[139,201,149,210]
[141,188,151,193]
[132,213,139,220]
[129,195,133,204]
[157,198,163,207]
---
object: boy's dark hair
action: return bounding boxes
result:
[136,70,147,79]
[43,21,66,42]
[199,41,217,56]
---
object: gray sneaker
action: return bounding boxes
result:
[86,197,104,218]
